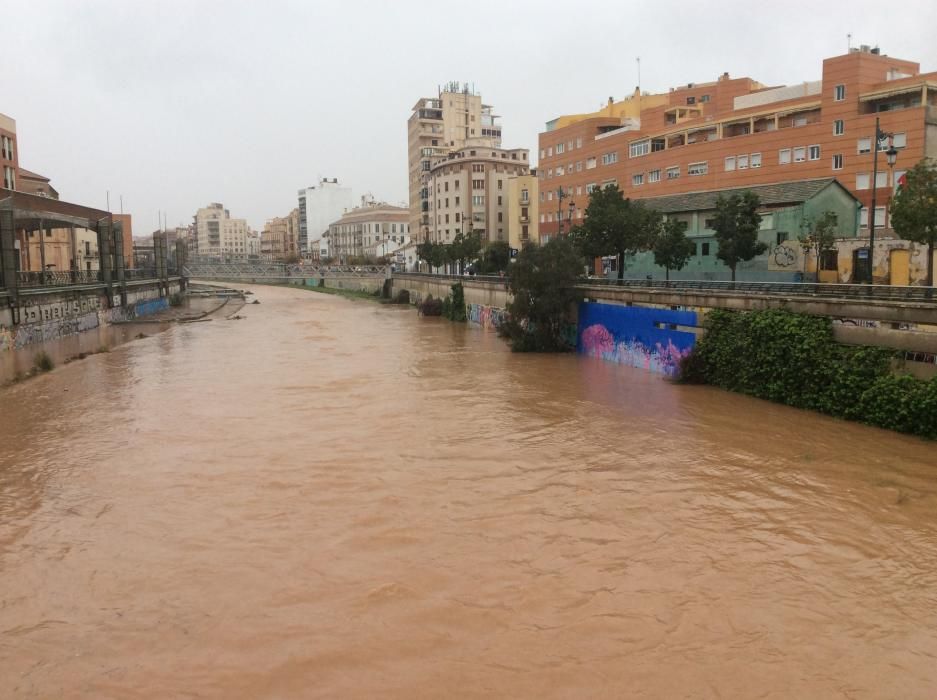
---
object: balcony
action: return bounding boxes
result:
[519,216,530,224]
[418,109,443,120]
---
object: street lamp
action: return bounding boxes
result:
[555,186,569,237]
[567,200,576,233]
[868,117,898,284]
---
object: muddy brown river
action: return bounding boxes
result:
[2,283,936,698]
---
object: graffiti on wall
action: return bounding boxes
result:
[467,303,507,330]
[578,302,698,377]
[0,295,169,352]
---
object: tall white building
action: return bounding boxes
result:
[297,178,354,254]
[194,203,250,258]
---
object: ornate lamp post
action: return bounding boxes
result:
[868,117,899,284]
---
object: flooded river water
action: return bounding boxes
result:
[2,283,937,698]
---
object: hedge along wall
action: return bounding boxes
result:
[680,308,937,439]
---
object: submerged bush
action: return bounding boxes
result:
[418,294,442,316]
[681,308,937,439]
[33,351,54,372]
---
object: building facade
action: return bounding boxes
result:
[408,84,503,244]
[506,170,539,250]
[0,112,17,192]
[538,46,937,270]
[327,199,410,261]
[261,208,301,261]
[194,203,250,259]
[297,179,353,254]
[425,146,530,245]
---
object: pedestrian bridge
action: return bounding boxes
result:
[183,261,389,282]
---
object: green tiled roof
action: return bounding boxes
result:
[639,178,855,213]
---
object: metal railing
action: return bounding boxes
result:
[394,272,937,303]
[184,261,389,279]
[10,268,169,289]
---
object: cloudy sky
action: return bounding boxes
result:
[5,0,936,233]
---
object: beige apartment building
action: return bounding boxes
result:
[506,170,539,250]
[194,203,250,258]
[425,145,530,244]
[407,83,503,243]
[261,208,300,261]
[327,200,410,261]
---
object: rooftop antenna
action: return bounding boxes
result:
[847,33,852,52]
[119,195,123,215]
[637,57,641,93]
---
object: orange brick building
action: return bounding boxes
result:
[538,46,937,252]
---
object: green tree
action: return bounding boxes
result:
[797,211,839,282]
[712,191,767,281]
[652,218,695,281]
[500,238,583,352]
[475,240,512,274]
[890,159,937,287]
[572,184,661,280]
[416,241,447,273]
[450,232,482,274]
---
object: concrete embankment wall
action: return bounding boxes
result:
[0,280,181,352]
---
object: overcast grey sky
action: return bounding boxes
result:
[5,0,936,232]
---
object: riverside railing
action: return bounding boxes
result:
[393,272,937,303]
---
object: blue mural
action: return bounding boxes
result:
[134,297,169,317]
[577,302,698,377]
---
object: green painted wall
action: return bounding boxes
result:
[611,184,860,282]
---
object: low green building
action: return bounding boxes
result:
[612,178,861,282]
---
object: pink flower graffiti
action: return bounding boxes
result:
[581,324,615,358]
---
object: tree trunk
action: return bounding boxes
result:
[730,265,736,282]
[929,241,935,290]
[617,252,624,281]
[665,267,670,282]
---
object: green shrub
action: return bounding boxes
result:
[681,308,937,439]
[33,351,54,372]
[444,282,467,322]
[418,294,443,316]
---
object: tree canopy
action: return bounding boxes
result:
[798,211,839,281]
[500,238,583,352]
[652,219,695,281]
[890,159,937,287]
[712,191,766,281]
[570,184,662,279]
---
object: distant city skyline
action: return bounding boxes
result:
[4,0,936,230]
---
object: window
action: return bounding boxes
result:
[632,173,644,186]
[893,132,907,149]
[576,161,582,172]
[585,157,597,169]
[472,179,484,189]
[539,149,545,159]
[521,188,529,203]
[688,161,708,176]
[893,169,907,191]
[547,147,553,157]
[776,231,788,245]
[497,195,502,205]
[779,148,791,164]
[497,212,503,222]
[832,154,844,170]
[750,152,762,168]
[737,154,749,170]
[472,195,484,205]
[834,84,846,101]
[875,171,887,188]
[701,242,711,256]
[859,206,886,228]
[454,196,460,205]
[601,152,619,165]
[666,166,680,180]
[793,146,807,162]
[725,156,736,172]
[472,164,484,172]
[648,169,661,183]
[629,139,650,158]
[808,145,821,160]
[556,142,565,154]
[586,183,598,193]
[834,120,844,136]
[857,137,871,154]
[576,137,582,148]
[686,96,696,105]
[701,94,711,103]
[547,169,553,178]
[555,166,564,176]
[568,141,573,151]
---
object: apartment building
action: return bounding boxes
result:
[538,47,937,249]
[425,145,530,244]
[0,112,17,192]
[261,208,301,261]
[297,179,353,254]
[506,170,540,250]
[194,203,250,258]
[327,199,410,261]
[408,83,504,243]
